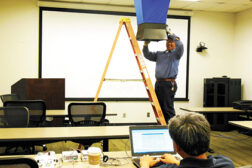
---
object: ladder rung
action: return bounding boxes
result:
[104,78,144,82]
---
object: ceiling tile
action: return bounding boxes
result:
[108,0,134,6]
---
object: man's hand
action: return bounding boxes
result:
[144,40,150,46]
[166,26,174,36]
[160,154,180,166]
[140,155,160,168]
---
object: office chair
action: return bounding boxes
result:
[0,106,29,128]
[0,94,19,104]
[4,100,47,153]
[0,106,30,154]
[68,102,109,149]
[0,157,38,168]
[4,100,46,127]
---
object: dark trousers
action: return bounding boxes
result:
[155,81,177,124]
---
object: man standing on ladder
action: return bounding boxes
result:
[142,30,184,123]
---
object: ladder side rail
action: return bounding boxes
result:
[124,21,166,125]
[94,22,124,102]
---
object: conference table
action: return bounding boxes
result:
[0,126,129,151]
[46,109,117,117]
[180,107,247,113]
[228,121,252,130]
[180,107,252,131]
[0,151,136,168]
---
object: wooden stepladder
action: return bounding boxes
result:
[94,18,166,125]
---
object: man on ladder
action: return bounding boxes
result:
[142,30,184,123]
[94,18,167,125]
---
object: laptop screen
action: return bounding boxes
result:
[130,125,175,157]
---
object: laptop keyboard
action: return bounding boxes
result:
[132,154,181,168]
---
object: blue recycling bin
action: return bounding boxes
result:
[134,0,171,41]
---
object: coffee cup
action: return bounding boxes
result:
[87,147,102,168]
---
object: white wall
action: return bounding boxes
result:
[1,0,248,123]
[233,8,252,100]
[177,11,235,110]
[0,0,39,97]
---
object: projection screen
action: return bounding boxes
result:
[39,7,190,101]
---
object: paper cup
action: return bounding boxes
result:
[87,147,101,168]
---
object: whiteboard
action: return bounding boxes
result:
[40,7,190,101]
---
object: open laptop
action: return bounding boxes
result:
[129,125,175,167]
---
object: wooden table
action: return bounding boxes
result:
[229,121,252,130]
[180,107,252,131]
[0,151,135,168]
[0,126,129,151]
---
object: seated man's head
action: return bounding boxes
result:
[168,112,210,157]
[166,37,176,51]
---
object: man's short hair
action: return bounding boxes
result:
[168,112,211,156]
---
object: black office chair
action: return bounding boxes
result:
[0,157,38,168]
[4,100,46,127]
[0,94,19,104]
[68,102,108,149]
[0,106,30,154]
[0,106,29,128]
[4,100,47,153]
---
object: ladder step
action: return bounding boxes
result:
[104,79,144,82]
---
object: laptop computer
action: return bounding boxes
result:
[129,125,175,167]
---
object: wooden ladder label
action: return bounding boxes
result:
[94,18,166,125]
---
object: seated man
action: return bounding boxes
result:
[140,112,234,168]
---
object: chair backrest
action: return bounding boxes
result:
[0,157,38,168]
[68,102,106,126]
[0,94,19,104]
[4,100,46,127]
[0,106,29,128]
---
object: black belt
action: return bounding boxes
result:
[156,78,176,82]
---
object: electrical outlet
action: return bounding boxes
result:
[123,113,126,118]
[147,112,150,117]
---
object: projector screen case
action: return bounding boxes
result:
[136,23,168,41]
